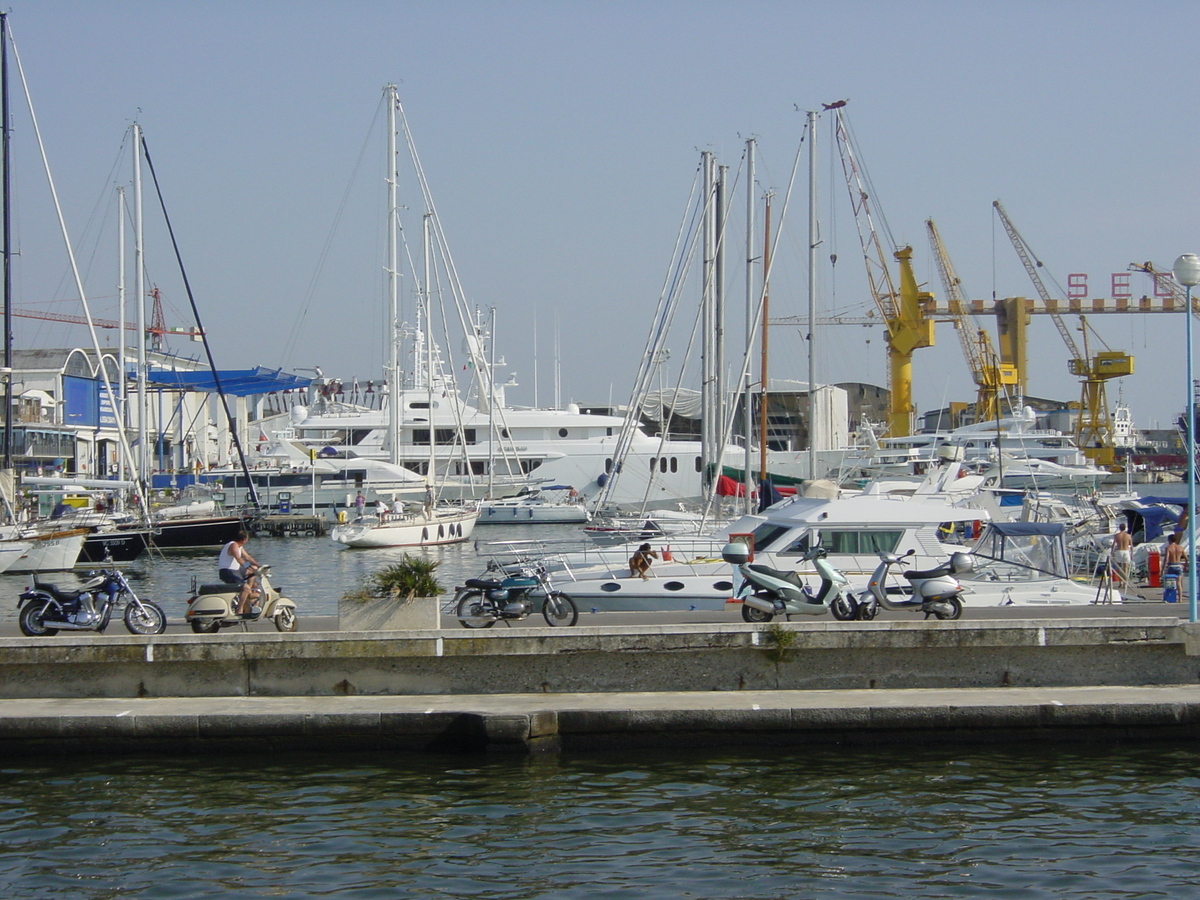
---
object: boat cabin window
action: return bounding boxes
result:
[749,523,791,551]
[777,532,813,556]
[820,530,903,555]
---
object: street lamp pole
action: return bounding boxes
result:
[1172,254,1200,622]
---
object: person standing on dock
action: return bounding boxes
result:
[1111,523,1133,584]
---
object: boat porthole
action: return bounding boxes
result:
[600,582,622,592]
[664,581,686,591]
[713,581,733,591]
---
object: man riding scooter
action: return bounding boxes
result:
[218,531,260,618]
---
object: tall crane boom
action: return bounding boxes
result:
[993,199,1132,468]
[926,219,1016,422]
[992,199,1082,363]
[832,107,934,437]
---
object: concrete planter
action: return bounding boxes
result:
[338,594,440,631]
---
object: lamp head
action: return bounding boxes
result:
[1174,253,1200,288]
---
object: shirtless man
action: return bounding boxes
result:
[1111,522,1133,582]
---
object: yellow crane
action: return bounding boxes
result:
[992,200,1132,468]
[832,107,934,437]
[925,219,1017,424]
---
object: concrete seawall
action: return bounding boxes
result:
[0,618,1196,699]
[1,618,1198,755]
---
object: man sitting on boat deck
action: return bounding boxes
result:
[629,543,658,580]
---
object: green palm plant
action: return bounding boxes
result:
[343,555,442,603]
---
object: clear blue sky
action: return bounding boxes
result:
[6,0,1198,430]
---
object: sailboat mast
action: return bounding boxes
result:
[806,109,817,482]
[742,138,756,510]
[132,122,147,485]
[1,12,11,471]
[700,151,716,488]
[386,84,400,468]
[758,193,771,482]
[116,184,126,483]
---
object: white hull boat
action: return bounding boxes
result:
[477,488,590,525]
[331,506,478,549]
[4,529,87,573]
[0,538,34,574]
[554,486,991,612]
[958,521,1119,606]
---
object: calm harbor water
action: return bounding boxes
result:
[0,743,1197,898]
[0,523,584,625]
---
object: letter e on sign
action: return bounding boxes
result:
[1111,273,1131,299]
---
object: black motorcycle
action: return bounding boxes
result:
[454,556,579,628]
[18,566,167,636]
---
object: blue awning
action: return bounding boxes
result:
[144,367,312,397]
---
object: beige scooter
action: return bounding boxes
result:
[184,564,299,633]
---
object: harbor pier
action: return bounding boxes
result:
[0,617,1198,754]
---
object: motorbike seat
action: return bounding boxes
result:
[197,583,234,595]
[904,564,953,581]
[465,577,504,591]
[746,564,805,589]
[32,579,80,603]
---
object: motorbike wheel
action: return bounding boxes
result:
[541,592,579,627]
[931,597,964,621]
[455,590,496,629]
[829,594,858,621]
[274,607,299,633]
[124,601,167,635]
[18,600,57,636]
[855,600,879,621]
[190,620,220,634]
[740,602,774,624]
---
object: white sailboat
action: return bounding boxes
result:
[331,84,477,549]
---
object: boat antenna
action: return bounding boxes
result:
[138,135,260,508]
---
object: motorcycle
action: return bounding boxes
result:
[454,555,579,628]
[857,548,973,620]
[18,565,167,636]
[722,543,867,623]
[184,564,299,633]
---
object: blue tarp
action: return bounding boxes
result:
[144,367,312,397]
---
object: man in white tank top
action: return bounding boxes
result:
[218,531,260,616]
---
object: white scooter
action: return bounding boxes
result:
[857,548,972,620]
[184,564,299,633]
[722,543,865,622]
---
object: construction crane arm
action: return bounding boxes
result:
[992,199,1082,362]
[926,219,986,382]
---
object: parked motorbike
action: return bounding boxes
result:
[18,565,167,636]
[857,548,973,620]
[722,543,865,623]
[184,564,299,633]
[454,556,579,628]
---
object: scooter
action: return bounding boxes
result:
[722,543,866,623]
[184,564,299,633]
[18,564,167,636]
[857,548,973,620]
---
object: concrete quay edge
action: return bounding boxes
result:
[1,617,1200,701]
[0,685,1198,757]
